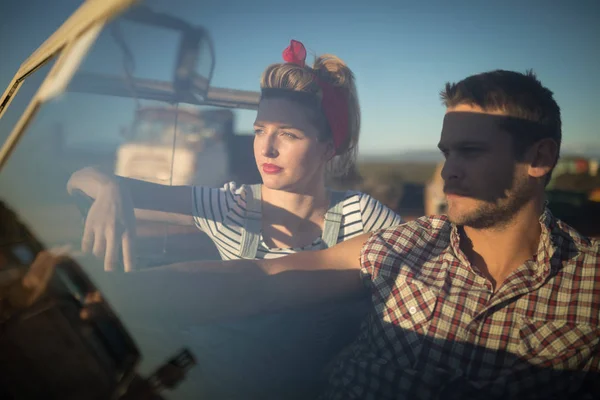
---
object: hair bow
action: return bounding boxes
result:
[282,39,307,67]
[281,39,349,154]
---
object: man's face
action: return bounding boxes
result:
[438,105,535,229]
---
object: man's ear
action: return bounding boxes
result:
[528,138,558,179]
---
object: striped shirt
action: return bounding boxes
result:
[191,181,402,260]
[187,181,402,399]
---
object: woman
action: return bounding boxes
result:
[67,40,402,399]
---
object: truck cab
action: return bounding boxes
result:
[115,106,234,187]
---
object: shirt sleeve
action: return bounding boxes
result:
[191,181,242,234]
[359,228,393,288]
[358,192,403,233]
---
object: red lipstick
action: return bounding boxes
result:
[262,163,283,174]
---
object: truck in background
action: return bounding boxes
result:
[115,106,240,187]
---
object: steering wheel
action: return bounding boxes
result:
[70,189,126,271]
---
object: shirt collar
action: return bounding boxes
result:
[449,207,561,279]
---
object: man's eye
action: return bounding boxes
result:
[281,132,297,139]
[254,129,264,135]
[461,148,483,156]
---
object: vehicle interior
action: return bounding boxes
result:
[0,0,598,399]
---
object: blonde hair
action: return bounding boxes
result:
[260,54,361,177]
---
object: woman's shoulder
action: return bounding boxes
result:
[336,189,402,232]
[200,181,253,200]
[338,189,381,210]
[192,181,253,218]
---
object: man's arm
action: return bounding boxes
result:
[93,233,371,324]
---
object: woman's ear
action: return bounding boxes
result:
[325,141,336,161]
[528,138,558,180]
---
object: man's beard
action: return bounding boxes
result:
[448,176,534,230]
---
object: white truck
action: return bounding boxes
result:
[115,106,235,187]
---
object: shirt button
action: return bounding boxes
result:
[409,306,417,315]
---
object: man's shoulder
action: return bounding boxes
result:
[546,216,600,325]
[376,214,452,238]
[364,215,453,259]
[553,217,600,261]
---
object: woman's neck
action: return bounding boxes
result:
[261,183,330,224]
[259,183,331,249]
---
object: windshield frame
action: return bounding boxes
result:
[0,0,139,171]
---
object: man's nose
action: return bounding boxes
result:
[441,157,464,182]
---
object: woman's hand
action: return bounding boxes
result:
[81,181,137,272]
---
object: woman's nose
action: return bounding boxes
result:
[261,136,279,158]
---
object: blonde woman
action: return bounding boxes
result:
[67,40,402,399]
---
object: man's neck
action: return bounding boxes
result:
[460,199,545,291]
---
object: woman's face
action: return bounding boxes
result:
[253,120,332,192]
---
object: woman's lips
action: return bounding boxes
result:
[262,163,283,174]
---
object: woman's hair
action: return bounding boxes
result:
[260,54,360,177]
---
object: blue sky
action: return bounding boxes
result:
[1,0,598,157]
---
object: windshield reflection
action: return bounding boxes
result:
[0,1,599,399]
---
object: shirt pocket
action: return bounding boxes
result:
[518,320,599,368]
[512,319,600,397]
[372,274,438,368]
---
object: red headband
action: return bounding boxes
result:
[282,40,350,154]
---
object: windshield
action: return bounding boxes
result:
[0,1,599,399]
[0,56,58,145]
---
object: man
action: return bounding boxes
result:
[317,70,600,399]
[94,70,599,399]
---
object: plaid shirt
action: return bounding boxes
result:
[321,208,600,400]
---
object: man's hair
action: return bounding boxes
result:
[440,70,562,182]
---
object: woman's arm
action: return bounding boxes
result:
[67,167,200,272]
[67,166,195,226]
